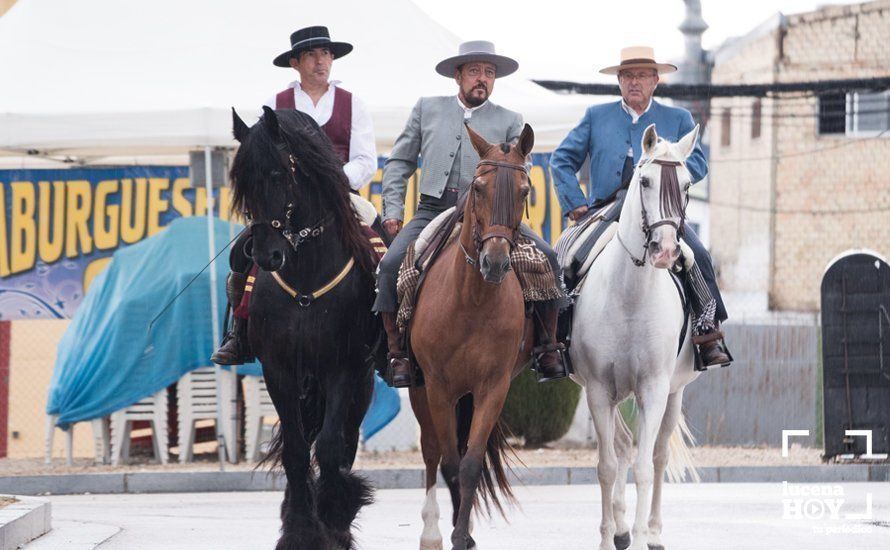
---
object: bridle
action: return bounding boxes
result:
[246,123,351,307]
[460,159,529,266]
[248,129,332,252]
[617,157,689,267]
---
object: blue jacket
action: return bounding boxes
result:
[550,100,707,213]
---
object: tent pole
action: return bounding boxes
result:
[205,146,227,471]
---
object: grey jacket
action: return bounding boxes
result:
[381,96,523,221]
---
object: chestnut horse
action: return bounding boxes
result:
[408,123,536,550]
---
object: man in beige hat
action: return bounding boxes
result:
[376,40,569,388]
[551,46,732,369]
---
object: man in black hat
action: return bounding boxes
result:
[211,26,379,366]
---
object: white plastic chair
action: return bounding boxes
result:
[44,414,109,466]
[176,366,230,462]
[109,389,169,465]
[243,375,278,462]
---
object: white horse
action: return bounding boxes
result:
[570,123,702,550]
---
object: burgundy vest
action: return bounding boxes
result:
[275,86,352,164]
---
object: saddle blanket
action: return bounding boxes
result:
[395,212,563,333]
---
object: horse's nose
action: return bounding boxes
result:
[648,240,662,254]
[480,252,510,284]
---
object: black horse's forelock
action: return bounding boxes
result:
[229,110,375,277]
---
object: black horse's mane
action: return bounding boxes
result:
[230,109,375,277]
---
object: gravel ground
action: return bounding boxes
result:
[0,445,824,477]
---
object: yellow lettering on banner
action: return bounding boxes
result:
[10,182,37,274]
[524,166,547,236]
[403,170,419,222]
[0,183,9,276]
[194,187,208,216]
[171,178,193,217]
[549,177,565,245]
[37,181,66,264]
[147,178,170,236]
[65,180,93,257]
[120,178,148,244]
[218,188,232,221]
[94,180,120,250]
[367,168,383,213]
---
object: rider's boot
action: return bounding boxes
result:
[685,260,732,371]
[211,272,254,365]
[532,304,570,382]
[381,312,416,388]
[693,322,732,370]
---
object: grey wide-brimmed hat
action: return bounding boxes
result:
[273,26,353,68]
[435,40,519,78]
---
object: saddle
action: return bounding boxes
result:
[554,193,695,357]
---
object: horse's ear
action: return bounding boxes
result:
[465,122,492,158]
[261,105,281,140]
[232,108,249,143]
[676,124,700,159]
[517,123,535,158]
[641,123,658,156]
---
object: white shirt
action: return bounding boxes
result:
[457,95,485,119]
[621,98,653,156]
[265,80,377,191]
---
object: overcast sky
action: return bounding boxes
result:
[411,0,863,82]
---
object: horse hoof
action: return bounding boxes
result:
[614,532,631,550]
[420,540,444,550]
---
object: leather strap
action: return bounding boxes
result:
[271,257,355,307]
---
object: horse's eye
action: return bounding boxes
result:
[521,186,530,197]
[640,177,651,188]
[270,170,282,178]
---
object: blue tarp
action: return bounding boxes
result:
[47,217,399,438]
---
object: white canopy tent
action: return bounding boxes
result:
[0,0,590,166]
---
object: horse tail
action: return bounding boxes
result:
[256,422,284,472]
[665,413,700,483]
[456,395,518,519]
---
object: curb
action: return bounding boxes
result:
[0,497,51,550]
[0,464,887,497]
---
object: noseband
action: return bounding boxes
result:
[460,159,529,266]
[617,158,688,267]
[249,129,332,252]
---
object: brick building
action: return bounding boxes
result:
[707,1,889,314]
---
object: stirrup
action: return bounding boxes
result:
[532,343,569,382]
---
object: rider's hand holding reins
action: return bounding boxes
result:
[383,218,403,237]
[568,205,589,221]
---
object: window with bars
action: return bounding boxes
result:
[818,90,890,136]
[720,109,732,147]
[751,99,762,139]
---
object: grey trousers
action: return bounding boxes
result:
[373,192,562,313]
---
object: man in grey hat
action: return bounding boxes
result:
[376,40,568,388]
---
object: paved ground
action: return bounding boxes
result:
[24,483,890,550]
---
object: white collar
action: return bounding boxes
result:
[621,98,652,124]
[457,95,486,119]
[290,79,341,93]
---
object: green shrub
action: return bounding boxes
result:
[501,368,582,447]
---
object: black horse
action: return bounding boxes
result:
[230,106,381,550]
